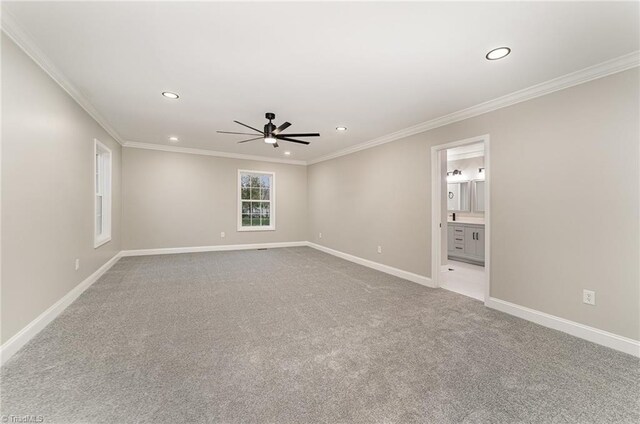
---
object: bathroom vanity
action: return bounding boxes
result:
[447,222,485,266]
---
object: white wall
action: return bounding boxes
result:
[308,68,639,340]
[1,34,122,344]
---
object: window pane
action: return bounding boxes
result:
[251,203,261,215]
[96,196,103,234]
[242,214,251,226]
[241,174,250,188]
[242,202,251,214]
[250,176,261,188]
[95,154,101,193]
[260,188,270,200]
[251,215,261,226]
[262,202,270,217]
[261,216,270,226]
[260,175,271,189]
[241,188,250,200]
[250,188,260,200]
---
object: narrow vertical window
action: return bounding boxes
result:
[94,139,112,247]
[238,170,275,231]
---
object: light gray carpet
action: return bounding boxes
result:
[1,247,638,423]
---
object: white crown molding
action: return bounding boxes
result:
[1,9,125,145]
[123,141,307,165]
[3,6,638,165]
[307,51,640,165]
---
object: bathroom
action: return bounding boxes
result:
[443,141,486,300]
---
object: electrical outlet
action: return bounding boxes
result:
[319,232,322,239]
[377,246,382,254]
[220,232,225,238]
[583,289,596,306]
[75,259,80,271]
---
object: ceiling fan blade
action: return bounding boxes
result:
[272,122,291,135]
[237,137,263,144]
[217,131,263,136]
[277,133,320,137]
[277,136,310,145]
[273,142,279,148]
[234,120,264,134]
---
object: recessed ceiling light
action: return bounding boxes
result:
[336,126,347,131]
[162,91,179,99]
[284,151,291,156]
[168,136,179,142]
[486,47,511,61]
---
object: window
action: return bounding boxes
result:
[94,139,112,247]
[238,170,275,231]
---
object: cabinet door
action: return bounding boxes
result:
[464,227,476,256]
[447,226,454,252]
[475,228,485,259]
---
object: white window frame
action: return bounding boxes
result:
[237,169,276,232]
[94,139,112,248]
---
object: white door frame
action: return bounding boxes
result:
[430,134,491,303]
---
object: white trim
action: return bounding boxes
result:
[2,244,637,366]
[120,241,307,257]
[94,139,112,248]
[123,141,307,166]
[486,297,640,358]
[4,5,636,166]
[307,242,435,288]
[0,10,125,145]
[431,135,491,303]
[0,252,123,365]
[308,51,640,165]
[237,169,276,232]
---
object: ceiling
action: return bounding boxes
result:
[447,142,484,161]
[3,1,639,162]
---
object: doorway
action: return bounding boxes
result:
[431,135,490,302]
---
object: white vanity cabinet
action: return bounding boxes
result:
[447,223,484,265]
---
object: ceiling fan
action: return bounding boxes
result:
[217,112,319,148]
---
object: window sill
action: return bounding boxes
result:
[94,236,112,248]
[237,227,276,232]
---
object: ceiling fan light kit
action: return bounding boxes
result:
[218,112,320,149]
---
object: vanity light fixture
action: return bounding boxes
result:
[162,91,180,99]
[336,126,347,131]
[486,47,511,60]
[284,151,291,156]
[168,136,179,142]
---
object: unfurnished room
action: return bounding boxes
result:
[1,1,639,423]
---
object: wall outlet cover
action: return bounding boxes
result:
[377,246,382,254]
[75,259,80,271]
[220,232,225,238]
[319,233,322,239]
[583,289,596,306]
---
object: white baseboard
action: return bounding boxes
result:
[120,241,308,257]
[0,252,123,365]
[307,242,435,288]
[485,297,640,357]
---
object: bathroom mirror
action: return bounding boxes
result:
[473,180,485,212]
[447,181,470,212]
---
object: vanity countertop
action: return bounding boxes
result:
[448,219,485,225]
